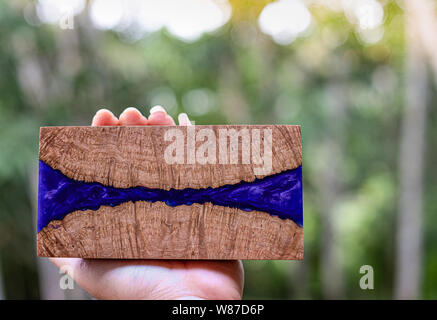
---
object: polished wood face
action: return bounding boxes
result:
[37,125,303,260]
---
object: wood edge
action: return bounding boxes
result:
[39,125,302,128]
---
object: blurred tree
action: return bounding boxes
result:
[395,0,430,299]
[408,0,437,82]
[318,80,347,299]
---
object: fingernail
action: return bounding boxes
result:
[96,108,115,116]
[178,113,192,126]
[121,107,143,116]
[150,105,166,115]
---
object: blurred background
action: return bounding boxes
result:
[0,0,436,300]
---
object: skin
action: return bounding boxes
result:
[50,106,244,300]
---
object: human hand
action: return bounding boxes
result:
[49,106,244,300]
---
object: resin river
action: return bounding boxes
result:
[37,160,303,232]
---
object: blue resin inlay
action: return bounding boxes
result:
[37,160,303,232]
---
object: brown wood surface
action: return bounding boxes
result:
[37,125,303,260]
[39,125,302,189]
[37,202,303,260]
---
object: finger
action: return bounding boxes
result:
[177,113,193,126]
[92,109,119,126]
[49,257,135,299]
[148,105,176,126]
[183,260,244,300]
[49,257,189,299]
[119,107,148,126]
[49,258,80,273]
[50,257,244,300]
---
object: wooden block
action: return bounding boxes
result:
[37,125,303,259]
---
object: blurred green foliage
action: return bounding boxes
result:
[0,0,436,299]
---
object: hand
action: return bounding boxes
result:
[49,106,244,300]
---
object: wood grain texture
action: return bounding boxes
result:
[37,125,303,260]
[39,125,302,189]
[37,202,303,260]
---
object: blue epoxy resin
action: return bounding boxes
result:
[37,160,303,232]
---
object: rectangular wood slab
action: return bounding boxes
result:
[37,125,303,259]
